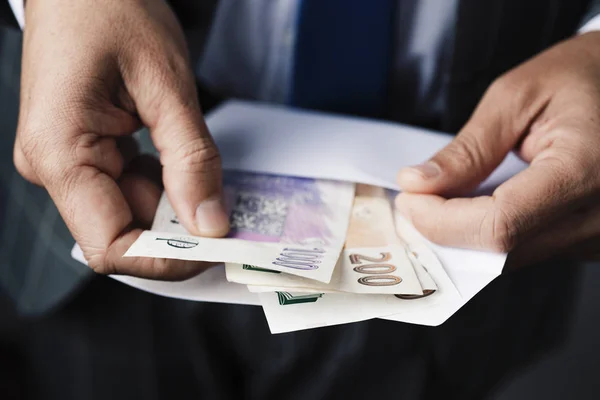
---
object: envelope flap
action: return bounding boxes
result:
[208,101,527,191]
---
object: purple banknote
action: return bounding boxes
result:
[224,172,340,245]
[125,171,355,283]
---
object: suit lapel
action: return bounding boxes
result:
[443,0,590,133]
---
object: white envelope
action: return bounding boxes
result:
[71,100,527,325]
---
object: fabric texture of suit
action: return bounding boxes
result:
[0,1,17,29]
[0,0,598,316]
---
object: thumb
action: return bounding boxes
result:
[123,36,230,237]
[397,77,543,196]
[149,96,229,238]
[396,124,508,196]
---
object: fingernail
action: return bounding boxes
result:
[195,198,230,237]
[407,161,441,180]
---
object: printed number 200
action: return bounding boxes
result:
[349,252,402,286]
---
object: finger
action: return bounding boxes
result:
[128,59,229,238]
[68,134,126,180]
[13,139,42,186]
[395,193,501,250]
[397,75,549,195]
[118,158,214,279]
[102,229,213,281]
[20,125,204,280]
[154,106,228,238]
[395,153,594,251]
[17,120,135,186]
[81,106,142,138]
[55,164,207,280]
[508,202,600,268]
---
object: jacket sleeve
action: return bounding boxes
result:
[0,1,18,29]
[579,0,600,32]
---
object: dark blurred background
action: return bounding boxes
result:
[2,24,600,400]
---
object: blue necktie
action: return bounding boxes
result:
[290,0,396,118]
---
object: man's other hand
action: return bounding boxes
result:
[396,32,600,268]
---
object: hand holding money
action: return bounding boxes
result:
[14,0,229,280]
[226,184,424,295]
[127,172,356,283]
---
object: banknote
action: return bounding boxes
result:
[245,246,436,296]
[248,284,339,294]
[258,291,390,333]
[258,197,462,334]
[125,171,355,283]
[225,184,423,295]
[259,252,458,333]
[394,250,437,299]
[259,287,461,333]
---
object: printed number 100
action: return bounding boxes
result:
[349,252,402,286]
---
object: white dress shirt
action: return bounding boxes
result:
[10,0,600,122]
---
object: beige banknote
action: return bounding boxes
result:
[226,184,423,295]
[257,210,462,334]
[245,246,436,296]
[258,252,458,334]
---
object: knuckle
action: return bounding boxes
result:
[87,255,115,276]
[71,133,99,166]
[487,72,538,115]
[439,134,484,171]
[541,146,595,193]
[481,203,519,253]
[87,259,108,275]
[136,53,197,116]
[16,125,69,183]
[488,73,522,99]
[13,144,37,182]
[15,128,55,183]
[17,128,42,164]
[149,258,171,278]
[85,247,117,276]
[72,134,123,179]
[172,138,222,174]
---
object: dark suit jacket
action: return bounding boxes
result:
[0,0,598,315]
[0,2,16,28]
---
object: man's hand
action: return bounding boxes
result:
[13,0,229,279]
[396,32,600,268]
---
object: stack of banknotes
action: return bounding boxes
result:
[125,171,461,333]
